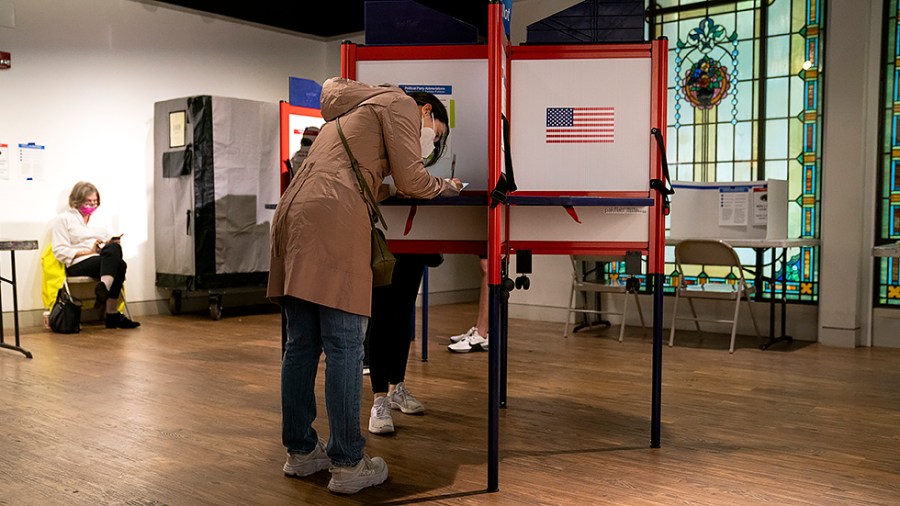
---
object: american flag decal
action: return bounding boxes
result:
[546,107,615,143]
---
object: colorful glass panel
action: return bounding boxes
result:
[637,0,823,302]
[877,0,900,306]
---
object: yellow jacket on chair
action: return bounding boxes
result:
[40,243,125,311]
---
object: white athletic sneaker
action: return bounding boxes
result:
[283,440,331,477]
[387,382,424,414]
[328,455,389,494]
[449,326,478,343]
[368,396,394,434]
[448,330,489,353]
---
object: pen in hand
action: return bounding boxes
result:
[450,154,456,180]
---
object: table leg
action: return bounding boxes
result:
[760,247,794,350]
[572,260,611,332]
[0,251,33,359]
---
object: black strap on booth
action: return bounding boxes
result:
[490,114,517,209]
[650,127,675,216]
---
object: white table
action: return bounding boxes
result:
[873,243,900,258]
[667,237,820,350]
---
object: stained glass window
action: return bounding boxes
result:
[615,0,824,301]
[877,0,900,306]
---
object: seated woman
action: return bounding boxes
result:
[51,181,139,329]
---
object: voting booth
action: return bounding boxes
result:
[669,180,788,240]
[335,2,669,491]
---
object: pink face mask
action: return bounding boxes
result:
[79,205,97,216]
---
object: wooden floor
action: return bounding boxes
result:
[2,302,899,505]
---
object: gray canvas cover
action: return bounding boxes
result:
[153,95,278,289]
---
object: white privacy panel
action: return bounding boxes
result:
[510,58,652,192]
[509,206,650,242]
[380,205,487,241]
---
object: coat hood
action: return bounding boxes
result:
[319,77,403,121]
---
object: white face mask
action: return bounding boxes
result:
[420,113,435,159]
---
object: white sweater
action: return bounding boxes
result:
[51,207,111,266]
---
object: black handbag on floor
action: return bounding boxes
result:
[49,285,82,334]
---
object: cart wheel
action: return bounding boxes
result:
[169,290,183,315]
[210,302,223,321]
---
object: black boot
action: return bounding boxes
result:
[106,312,140,329]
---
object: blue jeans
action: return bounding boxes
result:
[281,296,367,467]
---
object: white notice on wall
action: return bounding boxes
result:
[18,142,46,181]
[718,186,749,226]
[0,143,9,180]
[751,186,768,226]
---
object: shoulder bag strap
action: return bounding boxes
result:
[335,117,388,230]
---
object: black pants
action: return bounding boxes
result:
[367,254,428,393]
[66,242,127,299]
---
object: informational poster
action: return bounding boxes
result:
[169,110,186,148]
[0,142,9,180]
[18,142,45,181]
[718,186,749,226]
[752,186,768,226]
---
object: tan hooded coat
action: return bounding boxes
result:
[268,77,450,316]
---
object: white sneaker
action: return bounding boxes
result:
[283,440,331,477]
[368,396,394,434]
[449,326,478,343]
[448,330,489,353]
[327,454,388,494]
[387,382,424,414]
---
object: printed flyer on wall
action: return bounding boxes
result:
[0,143,9,180]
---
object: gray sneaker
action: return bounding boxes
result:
[387,382,424,414]
[327,455,388,494]
[368,396,394,434]
[283,441,331,477]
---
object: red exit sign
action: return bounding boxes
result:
[0,51,10,69]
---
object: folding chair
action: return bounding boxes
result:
[668,239,760,353]
[65,276,131,319]
[564,255,646,342]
